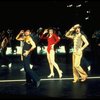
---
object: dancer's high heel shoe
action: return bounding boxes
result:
[47,73,54,78]
[73,79,79,83]
[81,76,87,82]
[59,70,63,78]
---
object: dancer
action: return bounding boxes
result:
[65,24,89,83]
[41,28,63,78]
[16,29,40,87]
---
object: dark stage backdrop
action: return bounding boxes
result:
[0,0,100,76]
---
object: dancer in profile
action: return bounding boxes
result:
[16,29,40,87]
[41,28,63,78]
[65,24,89,83]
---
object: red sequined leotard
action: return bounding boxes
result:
[41,33,60,53]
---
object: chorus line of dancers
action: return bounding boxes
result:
[15,24,89,87]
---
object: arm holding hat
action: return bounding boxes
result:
[65,24,81,39]
[65,27,74,39]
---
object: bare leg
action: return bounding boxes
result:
[50,50,63,78]
[47,52,54,77]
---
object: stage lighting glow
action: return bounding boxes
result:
[6,47,12,55]
[85,1,88,3]
[56,46,66,54]
[37,46,66,55]
[86,10,90,13]
[37,46,47,55]
[20,64,33,71]
[67,4,73,8]
[85,17,89,20]
[8,63,12,69]
[88,66,91,71]
[16,46,22,55]
[76,4,82,8]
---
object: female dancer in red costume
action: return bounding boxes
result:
[41,28,63,78]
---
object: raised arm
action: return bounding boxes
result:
[65,24,80,39]
[16,30,25,41]
[65,27,74,39]
[40,29,48,39]
[1,37,8,49]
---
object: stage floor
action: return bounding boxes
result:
[0,55,100,99]
[0,77,100,99]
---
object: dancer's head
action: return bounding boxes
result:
[74,24,81,34]
[24,29,31,36]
